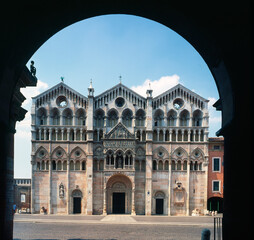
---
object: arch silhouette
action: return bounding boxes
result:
[0,2,252,239]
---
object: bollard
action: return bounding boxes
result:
[201,228,211,240]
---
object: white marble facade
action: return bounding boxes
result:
[31,81,209,215]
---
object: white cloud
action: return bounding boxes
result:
[21,79,49,107]
[208,97,217,109]
[15,80,49,140]
[208,97,222,124]
[15,129,31,139]
[131,75,180,97]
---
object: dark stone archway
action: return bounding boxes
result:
[208,197,223,213]
[0,1,252,239]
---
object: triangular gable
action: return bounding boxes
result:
[95,83,146,101]
[104,122,135,140]
[154,83,208,102]
[32,82,87,100]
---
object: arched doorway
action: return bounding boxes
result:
[106,174,133,214]
[72,189,82,214]
[154,191,165,215]
[208,197,223,213]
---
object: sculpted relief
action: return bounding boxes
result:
[104,122,136,153]
[106,123,135,140]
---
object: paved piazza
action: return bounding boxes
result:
[14,214,216,240]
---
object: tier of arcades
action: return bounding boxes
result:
[31,82,209,142]
[33,126,207,142]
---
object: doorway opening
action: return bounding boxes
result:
[156,199,164,214]
[72,189,82,214]
[73,197,81,214]
[207,197,223,213]
[113,192,125,214]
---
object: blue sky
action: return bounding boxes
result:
[14,14,221,178]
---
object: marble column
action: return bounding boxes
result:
[66,160,70,214]
[48,157,52,214]
[30,155,36,214]
[39,128,42,140]
[168,161,172,215]
[186,160,190,216]
[49,128,52,141]
[131,187,136,215]
[103,182,107,215]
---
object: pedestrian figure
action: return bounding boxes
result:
[13,204,16,215]
[41,206,47,215]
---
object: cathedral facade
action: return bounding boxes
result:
[31,81,209,216]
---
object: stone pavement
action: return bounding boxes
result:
[13,214,220,240]
[14,213,217,226]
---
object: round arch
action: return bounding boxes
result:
[106,173,134,214]
[1,2,252,239]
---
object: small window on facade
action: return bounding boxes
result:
[199,163,202,171]
[177,161,181,170]
[183,161,187,170]
[171,161,175,170]
[158,161,163,170]
[152,160,157,170]
[21,193,26,203]
[141,160,146,171]
[70,161,74,170]
[82,161,86,170]
[52,161,56,171]
[37,162,40,171]
[213,181,220,192]
[213,158,220,172]
[213,145,220,150]
[63,161,67,170]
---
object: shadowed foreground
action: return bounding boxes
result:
[14,221,214,240]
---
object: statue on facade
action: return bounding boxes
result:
[59,183,64,198]
[30,60,36,77]
[117,157,123,168]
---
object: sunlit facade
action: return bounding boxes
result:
[31,81,209,215]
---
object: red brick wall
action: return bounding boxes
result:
[208,140,224,199]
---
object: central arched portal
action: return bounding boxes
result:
[106,174,133,214]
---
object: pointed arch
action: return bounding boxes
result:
[51,146,67,159]
[167,109,177,126]
[76,108,86,126]
[69,146,86,160]
[172,147,188,161]
[94,108,105,127]
[192,109,203,126]
[35,146,49,159]
[154,109,164,127]
[122,108,133,127]
[135,108,146,127]
[107,108,119,127]
[50,107,60,125]
[153,146,169,160]
[179,109,190,126]
[37,107,47,125]
[191,147,205,161]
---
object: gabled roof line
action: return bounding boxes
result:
[32,82,87,100]
[95,83,146,100]
[153,83,208,102]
